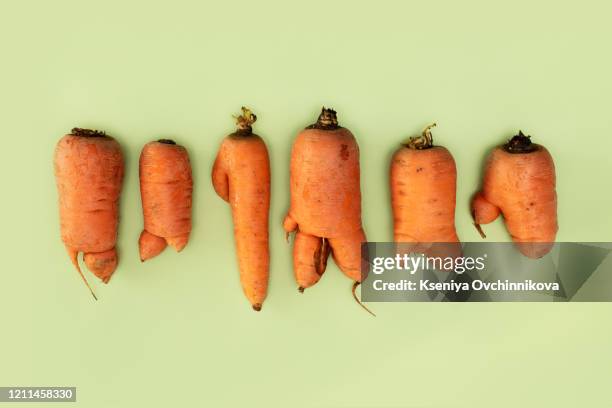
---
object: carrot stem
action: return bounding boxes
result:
[403,123,436,150]
[71,128,107,138]
[504,130,538,153]
[234,107,257,132]
[307,107,339,130]
[352,281,375,316]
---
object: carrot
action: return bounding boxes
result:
[54,128,124,299]
[212,107,270,311]
[471,131,557,258]
[391,123,460,245]
[283,107,372,314]
[139,139,193,261]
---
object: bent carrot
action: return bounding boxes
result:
[54,128,124,298]
[471,131,557,258]
[283,107,371,313]
[139,139,193,261]
[212,107,270,311]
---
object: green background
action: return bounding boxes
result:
[2,0,612,406]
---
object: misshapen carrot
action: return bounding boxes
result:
[139,139,193,261]
[283,108,370,312]
[471,131,557,258]
[391,124,460,245]
[212,107,270,311]
[54,128,124,298]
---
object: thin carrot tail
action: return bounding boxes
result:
[65,245,97,300]
[352,281,375,316]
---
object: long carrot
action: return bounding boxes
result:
[391,123,460,242]
[471,131,557,258]
[54,128,124,298]
[212,107,270,311]
[283,107,371,314]
[139,139,193,261]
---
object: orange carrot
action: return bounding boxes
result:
[139,139,193,261]
[390,124,461,261]
[212,107,270,311]
[471,131,557,258]
[283,108,371,313]
[54,128,124,298]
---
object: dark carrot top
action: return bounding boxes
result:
[307,107,340,130]
[504,131,539,153]
[71,128,107,138]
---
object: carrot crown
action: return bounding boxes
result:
[71,128,107,138]
[504,130,538,153]
[403,123,436,149]
[307,107,340,130]
[234,107,257,133]
[157,139,176,145]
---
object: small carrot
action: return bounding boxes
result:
[139,139,193,261]
[212,107,270,311]
[54,128,125,298]
[471,131,557,258]
[283,107,372,314]
[390,123,460,248]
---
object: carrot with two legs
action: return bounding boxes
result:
[283,108,372,314]
[139,139,193,261]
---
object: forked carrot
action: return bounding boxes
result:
[139,139,193,261]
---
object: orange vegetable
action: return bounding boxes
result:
[139,139,193,261]
[212,107,270,311]
[390,123,460,247]
[471,131,557,258]
[54,128,124,299]
[283,108,371,313]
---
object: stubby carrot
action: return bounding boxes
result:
[391,123,460,243]
[283,107,371,314]
[471,131,557,258]
[212,107,270,311]
[54,128,124,298]
[139,139,193,261]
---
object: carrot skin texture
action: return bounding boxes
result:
[472,144,557,258]
[54,131,124,285]
[212,133,270,310]
[139,141,193,261]
[285,118,367,287]
[390,146,460,243]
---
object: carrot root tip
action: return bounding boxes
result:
[252,303,262,312]
[352,281,376,317]
[298,286,305,293]
[474,223,487,239]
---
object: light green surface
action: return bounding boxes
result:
[2,0,612,406]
